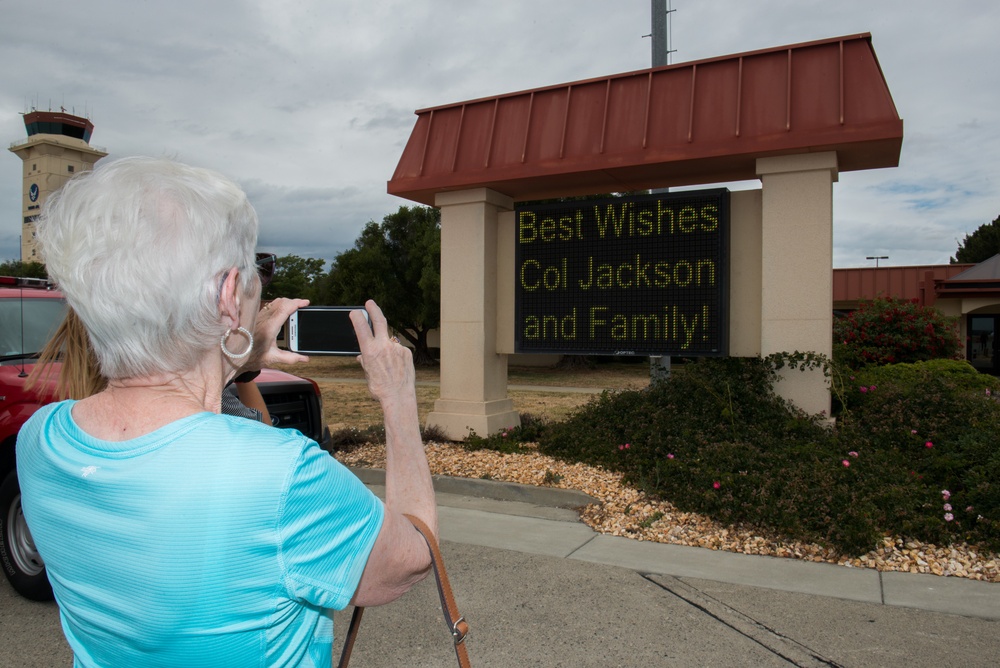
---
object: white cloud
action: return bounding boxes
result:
[2,0,999,269]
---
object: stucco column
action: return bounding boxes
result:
[427,188,521,440]
[756,153,838,416]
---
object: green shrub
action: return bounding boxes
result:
[834,297,961,368]
[327,424,387,452]
[537,355,1000,556]
[838,360,1000,549]
[461,413,548,454]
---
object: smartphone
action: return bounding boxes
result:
[286,306,371,355]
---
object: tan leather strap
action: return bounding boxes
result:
[337,606,364,667]
[337,515,470,668]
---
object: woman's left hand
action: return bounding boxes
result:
[245,297,311,370]
[352,300,415,407]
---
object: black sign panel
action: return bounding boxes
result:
[514,189,729,356]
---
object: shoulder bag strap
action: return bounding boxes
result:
[337,514,471,668]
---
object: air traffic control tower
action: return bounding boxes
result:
[9,110,107,261]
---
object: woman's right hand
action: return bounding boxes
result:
[248,297,311,370]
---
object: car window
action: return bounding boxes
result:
[0,298,67,357]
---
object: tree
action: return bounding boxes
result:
[952,214,1000,264]
[324,206,440,365]
[0,260,47,279]
[263,254,327,302]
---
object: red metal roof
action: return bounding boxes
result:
[388,33,903,205]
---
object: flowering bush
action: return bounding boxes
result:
[838,359,1000,549]
[535,356,1000,556]
[834,297,961,368]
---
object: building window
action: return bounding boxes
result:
[32,164,36,171]
[67,165,75,173]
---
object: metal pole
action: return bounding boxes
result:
[866,255,888,268]
[649,0,675,384]
[651,0,669,67]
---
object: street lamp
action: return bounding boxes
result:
[866,255,889,268]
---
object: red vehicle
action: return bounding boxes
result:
[0,277,329,600]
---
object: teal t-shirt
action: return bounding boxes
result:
[17,401,384,667]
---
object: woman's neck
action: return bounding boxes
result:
[71,362,225,442]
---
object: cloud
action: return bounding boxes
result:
[2,0,999,273]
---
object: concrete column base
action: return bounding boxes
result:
[427,398,521,441]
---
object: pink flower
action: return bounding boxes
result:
[859,386,868,393]
[618,445,625,451]
[967,506,974,512]
[869,385,877,391]
[848,451,859,458]
[842,460,851,467]
[624,443,630,450]
[911,429,918,434]
[501,432,508,438]
[987,389,992,397]
[944,513,954,522]
[667,453,675,459]
[941,490,951,499]
[925,441,934,449]
[943,503,953,512]
[713,481,721,490]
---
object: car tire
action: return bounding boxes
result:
[0,470,53,601]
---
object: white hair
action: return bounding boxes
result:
[36,156,259,379]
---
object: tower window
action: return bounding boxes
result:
[67,165,75,173]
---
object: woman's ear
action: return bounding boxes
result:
[218,268,242,331]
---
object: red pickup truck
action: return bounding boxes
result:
[0,276,330,600]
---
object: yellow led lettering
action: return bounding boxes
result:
[540,215,557,241]
[518,211,537,243]
[673,260,693,287]
[611,315,628,339]
[700,205,718,231]
[520,260,541,291]
[678,206,698,233]
[523,316,540,339]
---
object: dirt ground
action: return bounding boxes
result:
[271,356,651,431]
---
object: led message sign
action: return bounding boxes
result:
[514,189,729,356]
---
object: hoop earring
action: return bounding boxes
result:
[221,326,253,360]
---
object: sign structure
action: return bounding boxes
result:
[514,189,729,356]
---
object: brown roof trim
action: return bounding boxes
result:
[833,264,973,309]
[389,33,903,205]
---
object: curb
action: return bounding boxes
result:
[348,467,599,509]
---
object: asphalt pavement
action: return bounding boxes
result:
[2,470,998,667]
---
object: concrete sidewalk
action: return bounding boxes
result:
[334,469,1000,667]
[354,467,1000,622]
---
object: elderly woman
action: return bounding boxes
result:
[16,157,436,667]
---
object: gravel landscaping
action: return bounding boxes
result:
[335,441,1000,584]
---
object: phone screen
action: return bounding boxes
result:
[288,307,368,355]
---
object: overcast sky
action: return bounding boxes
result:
[1,0,997,268]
